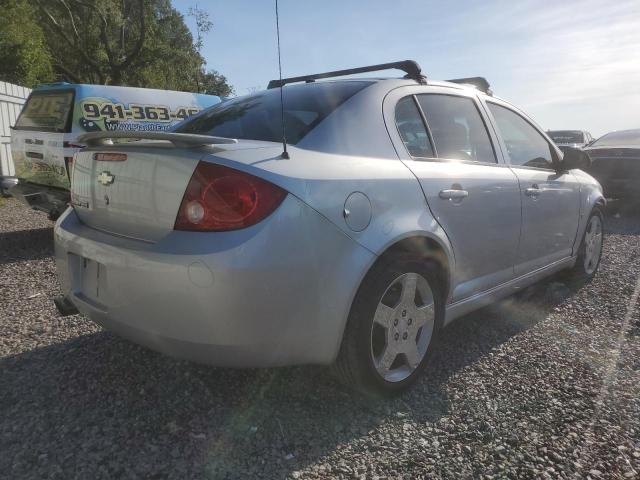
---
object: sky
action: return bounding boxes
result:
[174,0,640,137]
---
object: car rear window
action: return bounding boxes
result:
[548,131,585,143]
[174,81,372,144]
[14,90,74,133]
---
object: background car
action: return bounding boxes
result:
[583,128,640,201]
[54,61,604,395]
[547,130,594,152]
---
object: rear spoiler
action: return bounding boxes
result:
[76,131,238,148]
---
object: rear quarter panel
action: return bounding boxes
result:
[203,146,454,267]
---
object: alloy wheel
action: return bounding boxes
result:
[583,215,603,275]
[370,272,435,382]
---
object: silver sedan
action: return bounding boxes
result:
[54,62,604,394]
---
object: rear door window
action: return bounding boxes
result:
[487,102,554,169]
[395,96,434,158]
[417,94,496,163]
[548,130,585,144]
[175,81,372,144]
[15,90,74,133]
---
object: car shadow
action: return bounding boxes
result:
[0,276,579,478]
[0,227,53,265]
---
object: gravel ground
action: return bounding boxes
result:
[1,197,639,479]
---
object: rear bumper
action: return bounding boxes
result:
[54,196,374,367]
[10,180,70,215]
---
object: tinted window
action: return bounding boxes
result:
[591,129,640,147]
[395,97,434,158]
[417,94,496,163]
[548,130,585,143]
[175,81,371,144]
[488,103,554,169]
[15,90,74,133]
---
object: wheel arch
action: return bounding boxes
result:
[355,231,454,311]
[594,196,606,210]
[375,235,453,303]
[571,181,606,255]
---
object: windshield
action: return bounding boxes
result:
[14,90,74,133]
[174,81,371,144]
[591,129,640,147]
[548,130,585,143]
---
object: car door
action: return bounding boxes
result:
[484,100,581,275]
[386,87,522,302]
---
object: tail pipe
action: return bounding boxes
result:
[54,296,79,316]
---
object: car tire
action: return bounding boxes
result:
[566,208,604,281]
[334,253,444,396]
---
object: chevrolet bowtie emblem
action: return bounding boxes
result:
[97,171,115,186]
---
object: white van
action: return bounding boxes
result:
[9,83,220,218]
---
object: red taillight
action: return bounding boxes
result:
[174,162,287,232]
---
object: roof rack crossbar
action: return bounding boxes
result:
[267,60,426,89]
[446,77,492,95]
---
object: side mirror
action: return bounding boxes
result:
[560,146,591,171]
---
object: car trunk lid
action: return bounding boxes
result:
[71,145,205,242]
[70,132,253,242]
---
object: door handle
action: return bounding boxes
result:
[525,184,540,197]
[439,189,469,200]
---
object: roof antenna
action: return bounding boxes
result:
[275,0,289,159]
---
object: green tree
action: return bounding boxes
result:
[188,4,212,93]
[200,69,234,97]
[0,0,54,87]
[29,0,232,94]
[126,0,204,91]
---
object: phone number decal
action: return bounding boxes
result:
[81,101,201,122]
